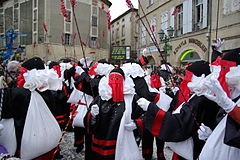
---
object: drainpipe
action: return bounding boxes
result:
[207,0,212,62]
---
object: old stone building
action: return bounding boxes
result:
[110,8,138,59]
[138,0,240,66]
[0,0,112,62]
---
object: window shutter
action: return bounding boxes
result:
[202,0,208,28]
[188,0,193,32]
[183,0,192,34]
[183,0,188,34]
[170,7,175,29]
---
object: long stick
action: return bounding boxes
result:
[215,0,220,39]
[72,8,89,68]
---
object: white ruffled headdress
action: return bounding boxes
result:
[121,63,145,78]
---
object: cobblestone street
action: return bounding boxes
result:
[60,132,173,160]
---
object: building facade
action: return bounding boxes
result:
[138,0,240,66]
[111,8,139,59]
[0,0,112,62]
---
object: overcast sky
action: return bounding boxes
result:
[109,0,138,20]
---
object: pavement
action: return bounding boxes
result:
[60,132,173,160]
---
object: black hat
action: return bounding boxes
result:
[125,59,138,64]
[186,60,211,77]
[110,68,125,79]
[22,57,45,70]
[98,59,109,64]
[139,55,149,66]
[48,61,59,69]
[222,48,240,65]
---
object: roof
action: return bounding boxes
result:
[0,0,7,4]
[0,0,112,7]
[111,8,138,24]
[102,0,112,7]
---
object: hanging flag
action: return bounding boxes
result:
[60,0,68,18]
[81,41,87,46]
[89,51,96,54]
[102,30,105,38]
[106,11,111,30]
[74,32,77,40]
[71,0,76,8]
[126,0,134,9]
[101,2,105,10]
[171,7,180,16]
[42,23,48,33]
[152,25,155,32]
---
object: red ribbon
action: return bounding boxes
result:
[43,23,48,33]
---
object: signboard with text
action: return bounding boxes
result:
[110,46,131,60]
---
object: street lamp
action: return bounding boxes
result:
[158,26,174,62]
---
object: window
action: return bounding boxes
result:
[90,37,97,48]
[13,8,19,30]
[112,31,114,40]
[122,18,125,22]
[116,28,119,39]
[92,16,97,26]
[150,17,156,42]
[195,0,203,29]
[176,4,183,35]
[33,10,37,21]
[14,3,19,8]
[33,33,37,43]
[141,24,146,46]
[122,25,125,37]
[33,23,37,32]
[34,0,37,8]
[91,5,98,37]
[66,10,71,22]
[64,33,71,45]
[0,14,3,33]
[161,12,168,33]
[121,39,125,45]
[148,0,154,6]
[116,41,120,46]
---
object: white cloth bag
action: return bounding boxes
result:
[199,116,240,160]
[165,100,194,160]
[115,94,143,160]
[21,91,61,160]
[72,104,88,128]
[166,137,194,160]
[0,118,17,155]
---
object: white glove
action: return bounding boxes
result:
[124,120,137,131]
[90,104,99,117]
[203,79,235,113]
[75,66,84,75]
[197,123,212,141]
[212,38,224,53]
[137,98,151,111]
